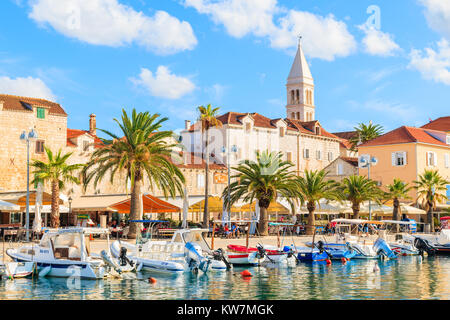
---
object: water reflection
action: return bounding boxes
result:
[0,256,449,300]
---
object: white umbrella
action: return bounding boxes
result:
[32,182,43,233]
[182,186,189,228]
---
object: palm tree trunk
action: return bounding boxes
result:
[352,202,360,220]
[50,180,60,228]
[393,198,400,232]
[258,206,269,236]
[203,129,210,228]
[306,202,316,235]
[427,200,434,232]
[129,178,143,239]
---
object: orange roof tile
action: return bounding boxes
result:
[359,126,449,147]
[67,129,103,148]
[421,116,450,132]
[0,94,66,116]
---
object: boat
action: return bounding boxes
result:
[6,227,109,279]
[286,245,329,262]
[380,220,419,256]
[414,228,450,256]
[312,219,398,260]
[110,221,228,274]
[0,261,35,279]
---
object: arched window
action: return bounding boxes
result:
[291,112,295,119]
[291,90,295,104]
[296,90,300,103]
[297,112,300,120]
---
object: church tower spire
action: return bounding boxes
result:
[286,38,315,121]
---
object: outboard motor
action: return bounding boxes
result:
[212,248,232,270]
[256,244,275,263]
[119,247,135,267]
[185,242,211,273]
[414,238,436,257]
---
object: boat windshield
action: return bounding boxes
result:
[52,233,82,260]
[183,231,210,252]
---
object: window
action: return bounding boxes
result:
[303,149,310,159]
[337,163,344,175]
[197,174,205,188]
[296,112,300,120]
[316,150,322,160]
[427,151,437,166]
[392,152,407,166]
[245,123,251,133]
[291,112,295,119]
[35,140,44,154]
[328,152,333,162]
[315,126,321,135]
[279,127,285,137]
[83,141,90,152]
[447,136,450,145]
[37,107,45,119]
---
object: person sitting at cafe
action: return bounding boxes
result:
[224,224,231,238]
[231,223,239,238]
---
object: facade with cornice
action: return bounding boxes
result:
[181,43,344,176]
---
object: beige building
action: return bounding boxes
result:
[181,42,343,176]
[358,125,450,202]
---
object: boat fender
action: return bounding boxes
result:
[148,277,157,284]
[39,266,52,277]
[136,263,143,272]
[240,270,252,277]
[326,259,332,265]
[341,258,346,264]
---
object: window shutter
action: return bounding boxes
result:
[391,153,396,166]
[434,152,438,166]
[445,154,450,168]
[402,152,407,166]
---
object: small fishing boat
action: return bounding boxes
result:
[6,228,109,279]
[414,228,450,256]
[381,221,419,256]
[110,221,228,274]
[286,245,329,262]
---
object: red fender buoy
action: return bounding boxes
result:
[148,277,157,284]
[346,258,351,262]
[326,259,332,265]
[241,270,253,277]
[341,258,347,264]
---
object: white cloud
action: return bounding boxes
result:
[272,10,357,61]
[362,99,420,121]
[409,38,450,85]
[359,25,400,57]
[28,0,197,55]
[183,0,356,61]
[420,0,450,39]
[130,66,196,100]
[0,76,56,101]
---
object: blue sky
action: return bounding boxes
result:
[0,0,449,137]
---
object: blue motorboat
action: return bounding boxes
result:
[283,246,329,262]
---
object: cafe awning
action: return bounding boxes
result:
[0,191,63,206]
[188,196,241,212]
[237,200,290,213]
[111,194,180,214]
[0,200,20,212]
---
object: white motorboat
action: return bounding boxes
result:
[381,221,419,256]
[110,222,228,274]
[6,228,109,280]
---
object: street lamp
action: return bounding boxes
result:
[20,129,38,242]
[221,145,238,219]
[359,155,378,221]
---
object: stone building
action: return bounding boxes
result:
[181,42,342,176]
[324,156,359,182]
[0,94,67,192]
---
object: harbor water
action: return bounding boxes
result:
[1,256,449,300]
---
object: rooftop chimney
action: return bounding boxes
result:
[89,114,96,136]
[185,120,191,130]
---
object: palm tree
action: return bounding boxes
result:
[385,179,413,221]
[349,121,384,151]
[337,175,382,219]
[31,147,84,228]
[296,170,339,235]
[223,151,301,236]
[414,170,449,231]
[83,109,185,239]
[198,104,222,227]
